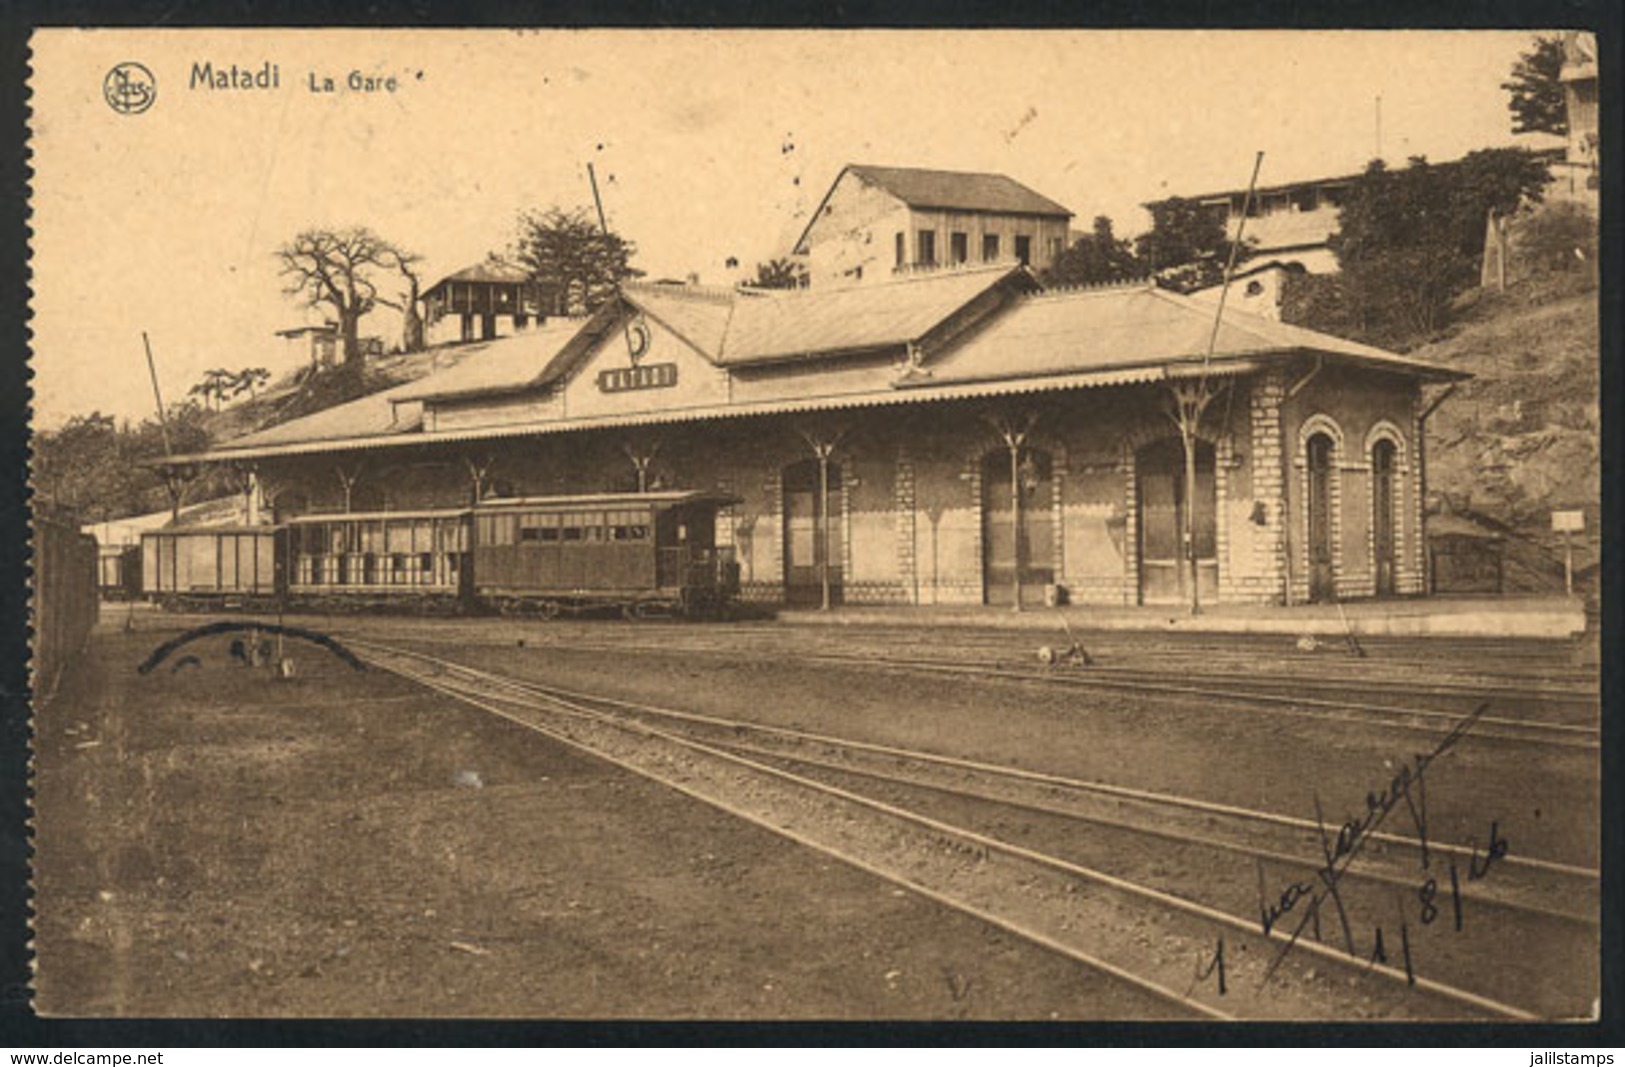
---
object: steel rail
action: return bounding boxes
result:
[358,640,1543,1021]
[361,649,1232,1020]
[691,734,1598,929]
[346,636,1601,880]
[382,632,1599,748]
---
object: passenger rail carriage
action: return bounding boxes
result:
[139,490,740,618]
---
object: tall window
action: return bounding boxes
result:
[917,229,937,266]
[983,233,1000,262]
[895,232,905,269]
[950,232,968,264]
[1014,235,1031,265]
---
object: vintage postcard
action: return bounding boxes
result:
[26,28,1600,1022]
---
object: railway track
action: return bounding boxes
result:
[349,637,1598,1022]
[359,628,1599,750]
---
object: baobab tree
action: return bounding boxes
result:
[276,227,418,365]
[377,248,427,353]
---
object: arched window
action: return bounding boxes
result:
[1372,437,1399,595]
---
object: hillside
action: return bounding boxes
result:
[199,343,485,443]
[1414,271,1600,596]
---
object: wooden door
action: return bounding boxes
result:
[783,459,842,607]
[982,449,1055,607]
[1137,438,1218,605]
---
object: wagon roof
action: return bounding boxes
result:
[475,490,742,510]
[284,508,472,523]
[140,525,282,537]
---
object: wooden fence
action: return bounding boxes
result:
[33,512,99,705]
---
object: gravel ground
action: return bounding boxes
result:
[32,622,1191,1020]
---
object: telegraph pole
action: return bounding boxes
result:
[1177,151,1264,615]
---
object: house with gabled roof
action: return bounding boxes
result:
[792,164,1073,288]
[173,261,1466,609]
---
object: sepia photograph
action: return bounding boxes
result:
[24,28,1603,1023]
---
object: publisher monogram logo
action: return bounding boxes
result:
[103,62,156,115]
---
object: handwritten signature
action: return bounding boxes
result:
[1194,702,1511,994]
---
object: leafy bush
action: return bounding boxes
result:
[1512,201,1598,278]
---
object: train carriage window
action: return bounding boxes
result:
[518,511,558,544]
[330,524,348,555]
[362,521,384,556]
[480,513,518,545]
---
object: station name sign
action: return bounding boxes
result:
[598,362,678,393]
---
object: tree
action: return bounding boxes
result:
[277,227,418,365]
[1135,197,1249,292]
[187,368,237,411]
[514,207,639,316]
[747,257,807,290]
[32,402,227,523]
[376,250,426,352]
[32,412,129,520]
[1502,35,1567,137]
[231,367,272,400]
[1042,216,1143,287]
[1330,150,1551,340]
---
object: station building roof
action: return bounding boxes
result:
[172,268,1466,464]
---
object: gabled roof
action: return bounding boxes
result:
[720,265,1030,364]
[618,265,1033,368]
[620,283,738,361]
[846,164,1072,217]
[795,164,1072,254]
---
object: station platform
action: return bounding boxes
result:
[776,594,1590,640]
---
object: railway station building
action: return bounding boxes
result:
[178,262,1467,610]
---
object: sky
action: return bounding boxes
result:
[28,28,1553,429]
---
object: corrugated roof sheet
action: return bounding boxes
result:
[221,381,425,449]
[920,283,1463,386]
[716,265,1021,364]
[847,164,1073,217]
[390,320,588,402]
[621,284,736,360]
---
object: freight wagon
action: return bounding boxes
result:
[141,526,283,611]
